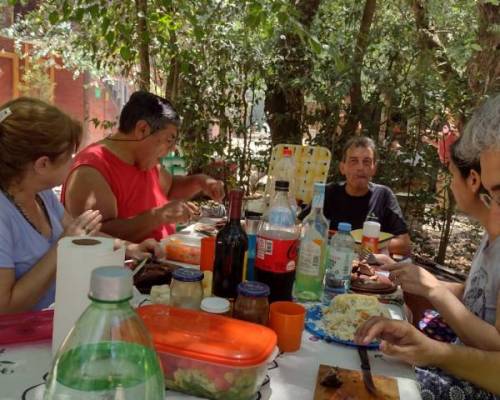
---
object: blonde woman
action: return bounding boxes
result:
[0,98,156,313]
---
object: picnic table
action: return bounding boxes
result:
[0,304,420,400]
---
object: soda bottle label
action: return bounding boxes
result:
[256,236,298,273]
[330,248,355,279]
[297,239,324,276]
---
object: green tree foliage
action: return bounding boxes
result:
[4,0,498,262]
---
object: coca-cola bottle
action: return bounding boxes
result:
[212,189,248,300]
[255,180,300,302]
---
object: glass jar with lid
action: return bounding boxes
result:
[170,268,204,310]
[233,281,270,325]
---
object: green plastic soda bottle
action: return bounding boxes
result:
[294,182,329,301]
[44,266,165,400]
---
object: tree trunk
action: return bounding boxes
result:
[264,0,321,146]
[467,1,500,97]
[437,189,455,265]
[411,0,469,124]
[135,0,150,91]
[343,0,377,137]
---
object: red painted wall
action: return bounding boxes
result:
[0,36,120,148]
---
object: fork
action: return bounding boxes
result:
[357,246,378,264]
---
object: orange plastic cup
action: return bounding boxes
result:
[200,236,216,271]
[269,301,306,352]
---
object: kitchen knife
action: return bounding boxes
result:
[358,346,377,395]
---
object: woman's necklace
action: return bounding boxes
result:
[0,187,51,236]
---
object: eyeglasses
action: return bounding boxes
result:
[478,185,500,209]
[147,122,178,145]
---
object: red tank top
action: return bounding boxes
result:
[62,143,175,241]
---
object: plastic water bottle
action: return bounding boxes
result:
[44,266,164,400]
[323,222,356,303]
[294,183,329,301]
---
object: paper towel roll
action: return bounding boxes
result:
[52,236,125,355]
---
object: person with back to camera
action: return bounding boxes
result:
[356,94,500,399]
[0,98,159,313]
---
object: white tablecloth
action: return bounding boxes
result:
[0,305,420,400]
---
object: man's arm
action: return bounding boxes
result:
[388,233,411,255]
[64,166,190,242]
[382,188,411,255]
[159,167,224,202]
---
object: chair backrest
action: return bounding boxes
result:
[266,144,331,205]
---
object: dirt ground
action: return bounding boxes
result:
[412,211,484,275]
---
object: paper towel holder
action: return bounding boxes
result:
[71,238,102,246]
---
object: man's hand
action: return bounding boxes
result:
[157,201,200,224]
[381,262,441,298]
[125,238,164,260]
[355,317,446,367]
[371,253,395,265]
[201,177,225,203]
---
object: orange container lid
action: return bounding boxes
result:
[138,305,277,367]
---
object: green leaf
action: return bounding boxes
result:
[120,46,133,61]
[309,36,322,55]
[89,5,100,19]
[470,43,482,51]
[48,11,59,25]
[72,8,85,22]
[105,31,115,46]
[102,16,111,34]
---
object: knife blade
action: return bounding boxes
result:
[357,346,377,395]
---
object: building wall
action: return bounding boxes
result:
[0,35,120,148]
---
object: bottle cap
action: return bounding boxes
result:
[201,297,230,314]
[313,182,326,192]
[172,267,204,282]
[337,222,352,232]
[362,221,381,237]
[275,180,289,191]
[283,147,293,157]
[89,266,133,302]
[237,281,270,298]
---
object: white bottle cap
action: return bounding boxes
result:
[362,221,381,238]
[89,266,133,302]
[201,297,230,314]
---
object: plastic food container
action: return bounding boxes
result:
[162,234,201,265]
[138,305,277,400]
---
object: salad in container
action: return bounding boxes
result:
[138,304,277,400]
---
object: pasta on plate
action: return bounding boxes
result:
[322,294,390,341]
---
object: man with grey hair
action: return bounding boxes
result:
[300,136,411,255]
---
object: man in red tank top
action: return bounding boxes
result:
[62,91,224,243]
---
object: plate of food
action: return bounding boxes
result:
[305,294,390,349]
[350,260,397,294]
[350,229,393,249]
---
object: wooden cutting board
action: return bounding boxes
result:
[313,364,399,400]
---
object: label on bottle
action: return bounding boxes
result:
[297,239,324,276]
[256,236,298,273]
[329,248,355,279]
[361,235,379,253]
